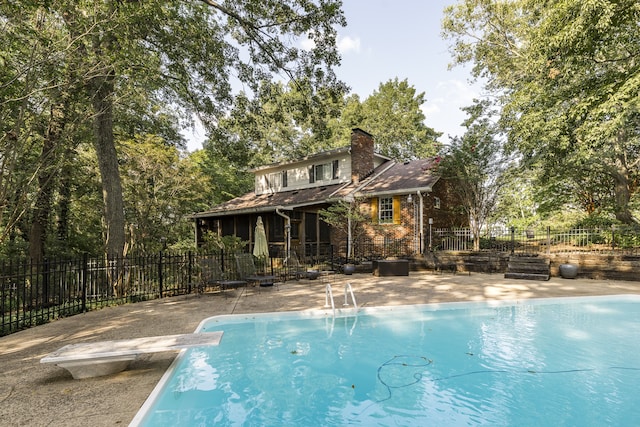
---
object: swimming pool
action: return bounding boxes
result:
[131,295,640,426]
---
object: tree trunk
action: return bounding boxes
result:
[91,74,126,257]
[29,102,66,261]
[56,148,73,245]
[611,167,637,225]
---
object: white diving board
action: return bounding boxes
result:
[40,331,223,379]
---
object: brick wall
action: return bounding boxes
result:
[425,179,467,229]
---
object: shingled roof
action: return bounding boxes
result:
[192,157,441,219]
[356,157,441,196]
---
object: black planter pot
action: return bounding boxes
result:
[343,264,355,275]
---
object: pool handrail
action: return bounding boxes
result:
[343,282,358,311]
[324,282,336,317]
[325,283,358,317]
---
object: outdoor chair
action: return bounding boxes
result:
[198,257,247,296]
[282,251,309,281]
[235,253,277,291]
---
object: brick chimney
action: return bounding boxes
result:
[351,128,374,184]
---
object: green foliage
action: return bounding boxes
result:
[358,78,441,160]
[120,135,212,253]
[210,77,442,167]
[1,0,346,257]
[440,99,508,249]
[443,0,640,224]
[208,79,348,166]
[319,199,369,254]
[200,232,247,254]
[491,165,539,229]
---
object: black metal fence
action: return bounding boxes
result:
[0,251,206,336]
[3,227,639,336]
[432,226,640,256]
[335,237,418,264]
[0,249,341,337]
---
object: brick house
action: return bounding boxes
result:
[192,128,466,260]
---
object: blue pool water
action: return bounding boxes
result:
[131,296,640,426]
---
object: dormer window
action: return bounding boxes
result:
[315,163,331,181]
[309,160,339,183]
[262,170,288,192]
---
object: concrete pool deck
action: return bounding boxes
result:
[1,271,639,426]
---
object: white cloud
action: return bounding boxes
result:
[421,102,441,116]
[420,78,483,142]
[436,79,478,105]
[337,36,361,54]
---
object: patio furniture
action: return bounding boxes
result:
[41,332,223,379]
[198,257,247,296]
[282,251,309,280]
[235,253,277,289]
[373,259,409,276]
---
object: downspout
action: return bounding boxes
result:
[417,191,424,253]
[194,219,198,248]
[344,195,355,262]
[275,207,291,257]
[347,216,352,261]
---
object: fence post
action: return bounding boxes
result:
[42,257,50,306]
[81,253,88,312]
[510,227,515,254]
[158,250,164,298]
[546,227,551,255]
[187,251,193,294]
[611,225,616,252]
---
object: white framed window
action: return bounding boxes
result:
[314,163,332,181]
[309,160,339,183]
[434,197,441,209]
[268,172,280,190]
[262,171,288,192]
[379,197,394,224]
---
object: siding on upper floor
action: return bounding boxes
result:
[254,154,388,196]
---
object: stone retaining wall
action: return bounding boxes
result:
[412,252,639,281]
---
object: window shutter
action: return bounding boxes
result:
[393,196,401,224]
[371,197,379,223]
[332,159,339,179]
[308,165,315,183]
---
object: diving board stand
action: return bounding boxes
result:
[41,332,223,379]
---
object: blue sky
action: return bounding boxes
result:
[334,0,480,143]
[186,1,478,150]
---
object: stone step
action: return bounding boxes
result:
[508,256,549,265]
[508,262,551,272]
[504,272,550,281]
